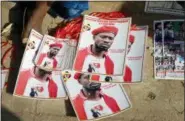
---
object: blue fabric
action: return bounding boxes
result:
[62,1,89,10]
[51,1,89,19]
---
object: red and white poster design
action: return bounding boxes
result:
[62,70,131,121]
[13,30,67,99]
[90,26,148,83]
[34,35,71,71]
[73,15,131,76]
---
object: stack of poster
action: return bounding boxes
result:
[60,15,148,121]
[154,20,184,80]
[12,14,148,121]
[13,30,77,99]
[73,15,148,83]
[145,1,185,16]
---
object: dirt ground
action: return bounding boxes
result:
[1,1,184,121]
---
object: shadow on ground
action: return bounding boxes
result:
[6,2,25,94]
[2,106,21,121]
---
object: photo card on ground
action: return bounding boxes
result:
[90,26,148,83]
[34,35,72,71]
[154,20,184,80]
[62,70,131,121]
[13,30,67,99]
[73,15,131,77]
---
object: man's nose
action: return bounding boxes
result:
[103,38,111,43]
[54,50,57,52]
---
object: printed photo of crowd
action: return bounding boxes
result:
[155,43,184,76]
[164,21,184,42]
[163,20,184,73]
[154,22,163,57]
[154,20,184,78]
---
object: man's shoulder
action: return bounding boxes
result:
[102,93,115,101]
[76,47,89,56]
[73,94,82,103]
[78,47,88,53]
[105,55,113,63]
[18,69,33,81]
[39,53,47,56]
[19,68,32,75]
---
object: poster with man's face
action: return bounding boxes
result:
[73,15,131,76]
[13,30,67,99]
[89,26,148,83]
[62,70,131,121]
[34,35,77,71]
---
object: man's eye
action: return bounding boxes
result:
[84,75,90,79]
[85,76,89,79]
[100,36,106,39]
[108,37,113,40]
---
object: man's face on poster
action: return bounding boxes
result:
[27,40,35,50]
[79,74,101,96]
[49,46,60,57]
[35,66,52,80]
[79,74,91,87]
[93,32,115,52]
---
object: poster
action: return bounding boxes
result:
[73,15,131,76]
[34,35,77,71]
[62,70,131,121]
[90,26,148,83]
[154,20,184,80]
[145,1,185,16]
[13,30,67,99]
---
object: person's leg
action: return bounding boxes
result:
[22,1,54,44]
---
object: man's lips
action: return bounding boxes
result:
[99,45,109,49]
[84,82,101,91]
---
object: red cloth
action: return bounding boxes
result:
[73,90,120,120]
[37,53,57,68]
[74,46,114,74]
[123,65,132,82]
[14,68,58,98]
[92,26,118,36]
